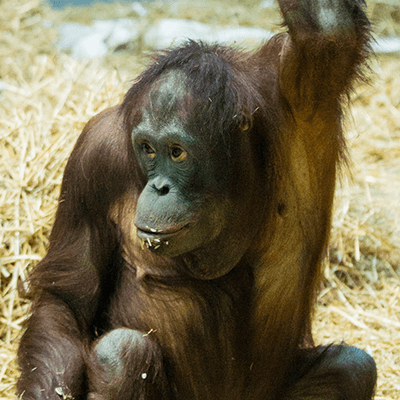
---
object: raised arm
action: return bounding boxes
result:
[277,0,370,110]
[247,2,374,398]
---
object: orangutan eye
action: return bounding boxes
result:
[171,146,187,162]
[142,143,156,159]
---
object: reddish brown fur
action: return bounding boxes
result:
[17,1,376,399]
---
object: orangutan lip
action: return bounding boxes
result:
[136,224,187,241]
[136,224,188,250]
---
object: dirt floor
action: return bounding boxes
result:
[0,0,399,399]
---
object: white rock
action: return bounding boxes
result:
[58,23,94,51]
[71,32,109,59]
[372,36,400,53]
[260,0,275,8]
[143,18,273,49]
[95,19,140,48]
[92,20,119,38]
[144,19,212,48]
[131,2,148,17]
[57,19,140,59]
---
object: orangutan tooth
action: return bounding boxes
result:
[150,228,157,233]
[146,238,152,247]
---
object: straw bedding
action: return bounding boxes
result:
[0,1,399,398]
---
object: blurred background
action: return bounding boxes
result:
[0,0,399,398]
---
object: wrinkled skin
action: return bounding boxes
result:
[17,1,377,399]
[132,71,261,278]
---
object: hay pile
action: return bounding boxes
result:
[0,1,132,396]
[314,56,400,399]
[0,1,399,399]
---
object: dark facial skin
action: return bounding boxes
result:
[132,71,231,262]
[131,70,261,279]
